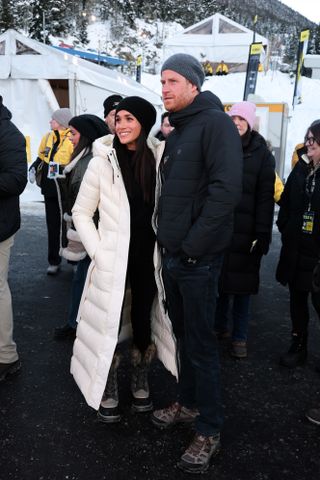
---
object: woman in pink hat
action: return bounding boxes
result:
[215,101,276,358]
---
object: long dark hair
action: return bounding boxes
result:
[308,121,320,145]
[70,135,92,161]
[113,129,156,204]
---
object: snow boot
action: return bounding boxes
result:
[131,343,156,413]
[97,352,121,423]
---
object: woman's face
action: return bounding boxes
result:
[231,115,249,137]
[50,118,62,131]
[69,126,81,147]
[115,110,142,150]
[305,130,320,164]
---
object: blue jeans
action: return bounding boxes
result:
[162,252,224,437]
[67,256,91,328]
[215,293,251,342]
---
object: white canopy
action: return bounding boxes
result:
[0,29,162,201]
[163,13,268,67]
[0,29,161,158]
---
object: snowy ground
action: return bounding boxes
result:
[22,69,320,203]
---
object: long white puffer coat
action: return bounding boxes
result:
[71,134,177,410]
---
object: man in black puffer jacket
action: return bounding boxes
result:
[151,54,242,474]
[0,96,27,382]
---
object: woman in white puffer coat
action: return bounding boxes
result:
[71,97,177,423]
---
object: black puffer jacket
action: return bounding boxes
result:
[219,130,275,294]
[0,96,27,242]
[157,91,243,258]
[276,157,320,290]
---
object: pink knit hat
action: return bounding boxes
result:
[228,101,256,131]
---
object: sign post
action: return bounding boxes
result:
[136,54,142,83]
[292,29,310,107]
[243,43,263,101]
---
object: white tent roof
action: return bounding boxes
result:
[0,29,162,202]
[163,13,268,64]
[0,29,161,105]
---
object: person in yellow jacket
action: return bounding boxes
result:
[203,60,213,76]
[29,108,73,275]
[216,60,229,75]
[291,143,305,169]
[274,172,284,203]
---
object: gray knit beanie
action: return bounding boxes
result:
[52,108,73,128]
[161,53,205,91]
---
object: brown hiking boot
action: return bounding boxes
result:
[177,433,221,473]
[151,402,198,429]
[230,341,247,358]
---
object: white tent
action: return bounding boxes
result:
[163,13,268,71]
[0,29,162,164]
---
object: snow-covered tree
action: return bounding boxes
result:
[28,1,45,42]
[0,0,15,32]
[313,25,320,54]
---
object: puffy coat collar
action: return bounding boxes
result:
[168,91,224,129]
[63,148,92,174]
[92,134,165,168]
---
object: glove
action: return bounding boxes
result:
[29,167,36,184]
[251,233,270,255]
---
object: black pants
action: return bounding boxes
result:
[127,228,156,354]
[44,196,61,266]
[289,283,320,335]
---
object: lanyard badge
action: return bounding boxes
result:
[302,210,314,234]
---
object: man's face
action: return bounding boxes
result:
[105,108,117,133]
[161,117,174,138]
[161,70,198,112]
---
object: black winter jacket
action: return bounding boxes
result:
[219,130,275,295]
[157,91,243,259]
[0,96,27,242]
[276,157,320,290]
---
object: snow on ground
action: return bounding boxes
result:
[22,70,320,204]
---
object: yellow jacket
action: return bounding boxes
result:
[38,129,73,165]
[216,63,229,74]
[291,143,304,169]
[274,172,284,203]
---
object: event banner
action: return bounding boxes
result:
[243,43,263,101]
[292,29,310,107]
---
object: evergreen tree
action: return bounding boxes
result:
[0,0,15,32]
[47,0,69,37]
[284,29,300,65]
[28,1,46,42]
[76,14,89,45]
[314,24,320,54]
[12,0,33,33]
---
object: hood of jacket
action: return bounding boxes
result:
[168,90,224,129]
[0,96,12,124]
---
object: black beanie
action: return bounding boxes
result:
[103,94,123,118]
[115,96,157,136]
[69,114,109,141]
